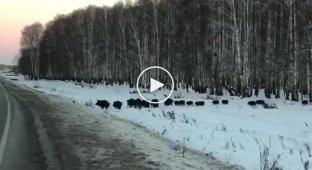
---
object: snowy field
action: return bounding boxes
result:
[2,73,312,170]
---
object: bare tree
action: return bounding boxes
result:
[20,22,43,79]
[17,0,312,100]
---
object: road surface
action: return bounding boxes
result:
[0,78,241,170]
[0,79,49,169]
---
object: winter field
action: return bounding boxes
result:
[2,72,312,170]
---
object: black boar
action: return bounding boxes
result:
[221,100,229,104]
[195,101,205,106]
[95,100,110,109]
[127,98,136,108]
[248,101,256,106]
[113,101,122,109]
[256,100,265,105]
[186,101,193,106]
[164,98,173,106]
[151,99,159,108]
[212,100,219,105]
[302,100,308,105]
[141,100,150,108]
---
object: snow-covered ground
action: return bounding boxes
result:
[2,73,312,170]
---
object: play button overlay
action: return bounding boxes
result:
[150,78,164,93]
[136,66,174,104]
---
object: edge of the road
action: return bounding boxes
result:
[0,81,11,166]
[0,78,62,170]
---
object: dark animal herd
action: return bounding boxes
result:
[95,97,309,110]
[95,98,232,110]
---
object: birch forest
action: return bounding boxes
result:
[18,0,312,101]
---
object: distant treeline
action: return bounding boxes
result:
[18,0,312,101]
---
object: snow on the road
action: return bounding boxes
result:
[2,74,312,170]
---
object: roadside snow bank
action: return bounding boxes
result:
[3,74,312,170]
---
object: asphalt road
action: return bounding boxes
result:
[0,79,53,170]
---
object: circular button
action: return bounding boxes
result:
[136,66,174,104]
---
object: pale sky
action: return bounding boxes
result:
[0,0,122,65]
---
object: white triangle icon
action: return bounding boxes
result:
[150,78,164,93]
